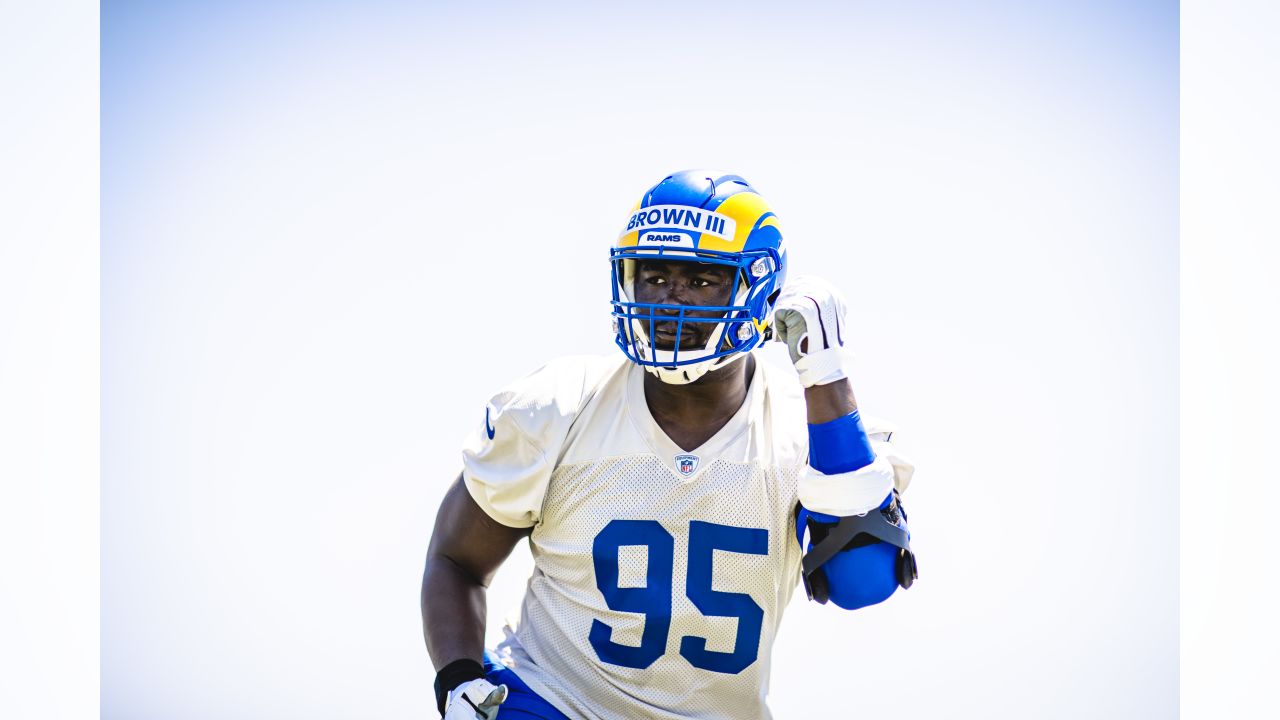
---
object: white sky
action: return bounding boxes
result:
[94,1,1179,717]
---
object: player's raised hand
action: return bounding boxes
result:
[443,678,507,720]
[772,275,853,387]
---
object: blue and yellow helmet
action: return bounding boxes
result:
[611,170,788,384]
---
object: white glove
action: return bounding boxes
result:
[772,275,854,387]
[443,678,507,720]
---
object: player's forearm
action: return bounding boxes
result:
[803,377,876,477]
[803,377,857,425]
[421,554,489,670]
[797,380,914,611]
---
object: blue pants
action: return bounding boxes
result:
[483,652,572,720]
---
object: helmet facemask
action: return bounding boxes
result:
[609,170,788,383]
[611,246,783,385]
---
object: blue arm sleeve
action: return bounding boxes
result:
[807,409,876,474]
[802,410,905,610]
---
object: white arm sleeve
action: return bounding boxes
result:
[865,417,915,495]
[796,415,916,516]
[460,357,610,528]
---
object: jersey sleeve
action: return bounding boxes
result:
[461,356,613,528]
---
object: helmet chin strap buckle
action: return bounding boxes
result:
[645,348,751,385]
[646,361,703,385]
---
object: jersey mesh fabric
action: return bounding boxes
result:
[461,356,916,719]
[459,357,809,720]
[497,456,804,720]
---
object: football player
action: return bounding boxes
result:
[422,170,916,719]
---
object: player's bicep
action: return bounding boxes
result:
[428,474,531,587]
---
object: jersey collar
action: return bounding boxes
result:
[625,357,765,481]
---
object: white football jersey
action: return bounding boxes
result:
[460,354,907,720]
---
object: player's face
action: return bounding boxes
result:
[633,259,736,351]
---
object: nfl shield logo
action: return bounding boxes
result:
[675,453,700,477]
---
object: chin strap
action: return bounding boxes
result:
[646,346,752,385]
